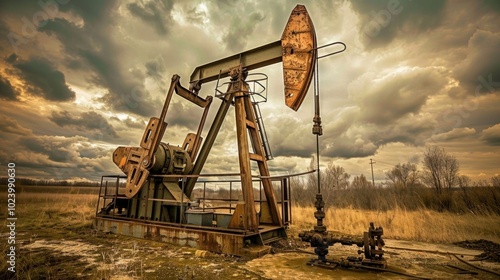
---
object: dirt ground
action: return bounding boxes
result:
[3,225,500,280]
[247,237,500,280]
[1,188,499,279]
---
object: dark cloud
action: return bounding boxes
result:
[39,17,159,116]
[164,99,207,131]
[123,117,148,130]
[482,0,500,12]
[127,0,174,35]
[145,59,166,79]
[37,18,87,54]
[184,4,208,25]
[0,114,32,135]
[5,53,18,64]
[78,142,110,159]
[350,0,445,49]
[10,56,75,101]
[0,19,10,51]
[266,115,314,158]
[49,110,119,140]
[180,1,266,51]
[431,127,476,142]
[349,67,445,125]
[481,124,500,146]
[222,11,265,52]
[18,135,79,162]
[0,1,498,182]
[58,0,119,27]
[11,134,115,180]
[322,135,378,158]
[321,124,400,158]
[145,55,168,89]
[320,105,437,158]
[0,74,19,100]
[377,117,436,146]
[453,30,500,94]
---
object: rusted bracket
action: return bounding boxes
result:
[173,74,213,161]
[173,74,212,108]
[117,75,178,198]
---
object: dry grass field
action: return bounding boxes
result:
[0,187,264,279]
[1,186,500,279]
[291,206,500,244]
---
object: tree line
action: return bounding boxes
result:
[0,177,100,187]
[290,145,500,214]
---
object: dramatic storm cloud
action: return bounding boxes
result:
[0,73,18,100]
[49,110,119,140]
[9,56,75,101]
[0,0,498,182]
[351,0,446,49]
[127,0,175,35]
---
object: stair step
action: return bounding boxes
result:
[245,120,256,129]
[249,153,264,162]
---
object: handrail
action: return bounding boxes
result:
[96,170,310,225]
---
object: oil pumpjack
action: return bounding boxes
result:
[94,4,389,267]
[94,5,318,257]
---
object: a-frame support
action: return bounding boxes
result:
[228,68,282,231]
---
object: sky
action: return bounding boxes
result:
[0,0,499,184]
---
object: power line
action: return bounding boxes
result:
[375,160,395,167]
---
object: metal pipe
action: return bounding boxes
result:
[452,254,500,277]
[180,177,185,224]
[202,181,206,212]
[95,177,103,215]
[184,92,234,197]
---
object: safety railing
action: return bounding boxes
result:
[214,72,268,103]
[95,170,314,226]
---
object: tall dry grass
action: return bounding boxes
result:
[0,188,99,279]
[1,188,98,232]
[3,186,499,246]
[291,205,500,244]
[16,193,97,224]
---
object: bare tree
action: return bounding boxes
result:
[323,163,350,190]
[385,162,419,188]
[491,175,500,187]
[351,174,371,189]
[457,175,472,188]
[289,175,306,205]
[422,146,459,194]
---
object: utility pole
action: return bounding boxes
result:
[369,159,375,187]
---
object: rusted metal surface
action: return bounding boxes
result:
[113,75,176,198]
[233,72,259,232]
[281,5,317,111]
[96,4,322,258]
[189,4,317,112]
[111,75,213,198]
[174,76,213,162]
[95,173,295,254]
[94,217,276,257]
[242,84,282,226]
[189,40,282,87]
